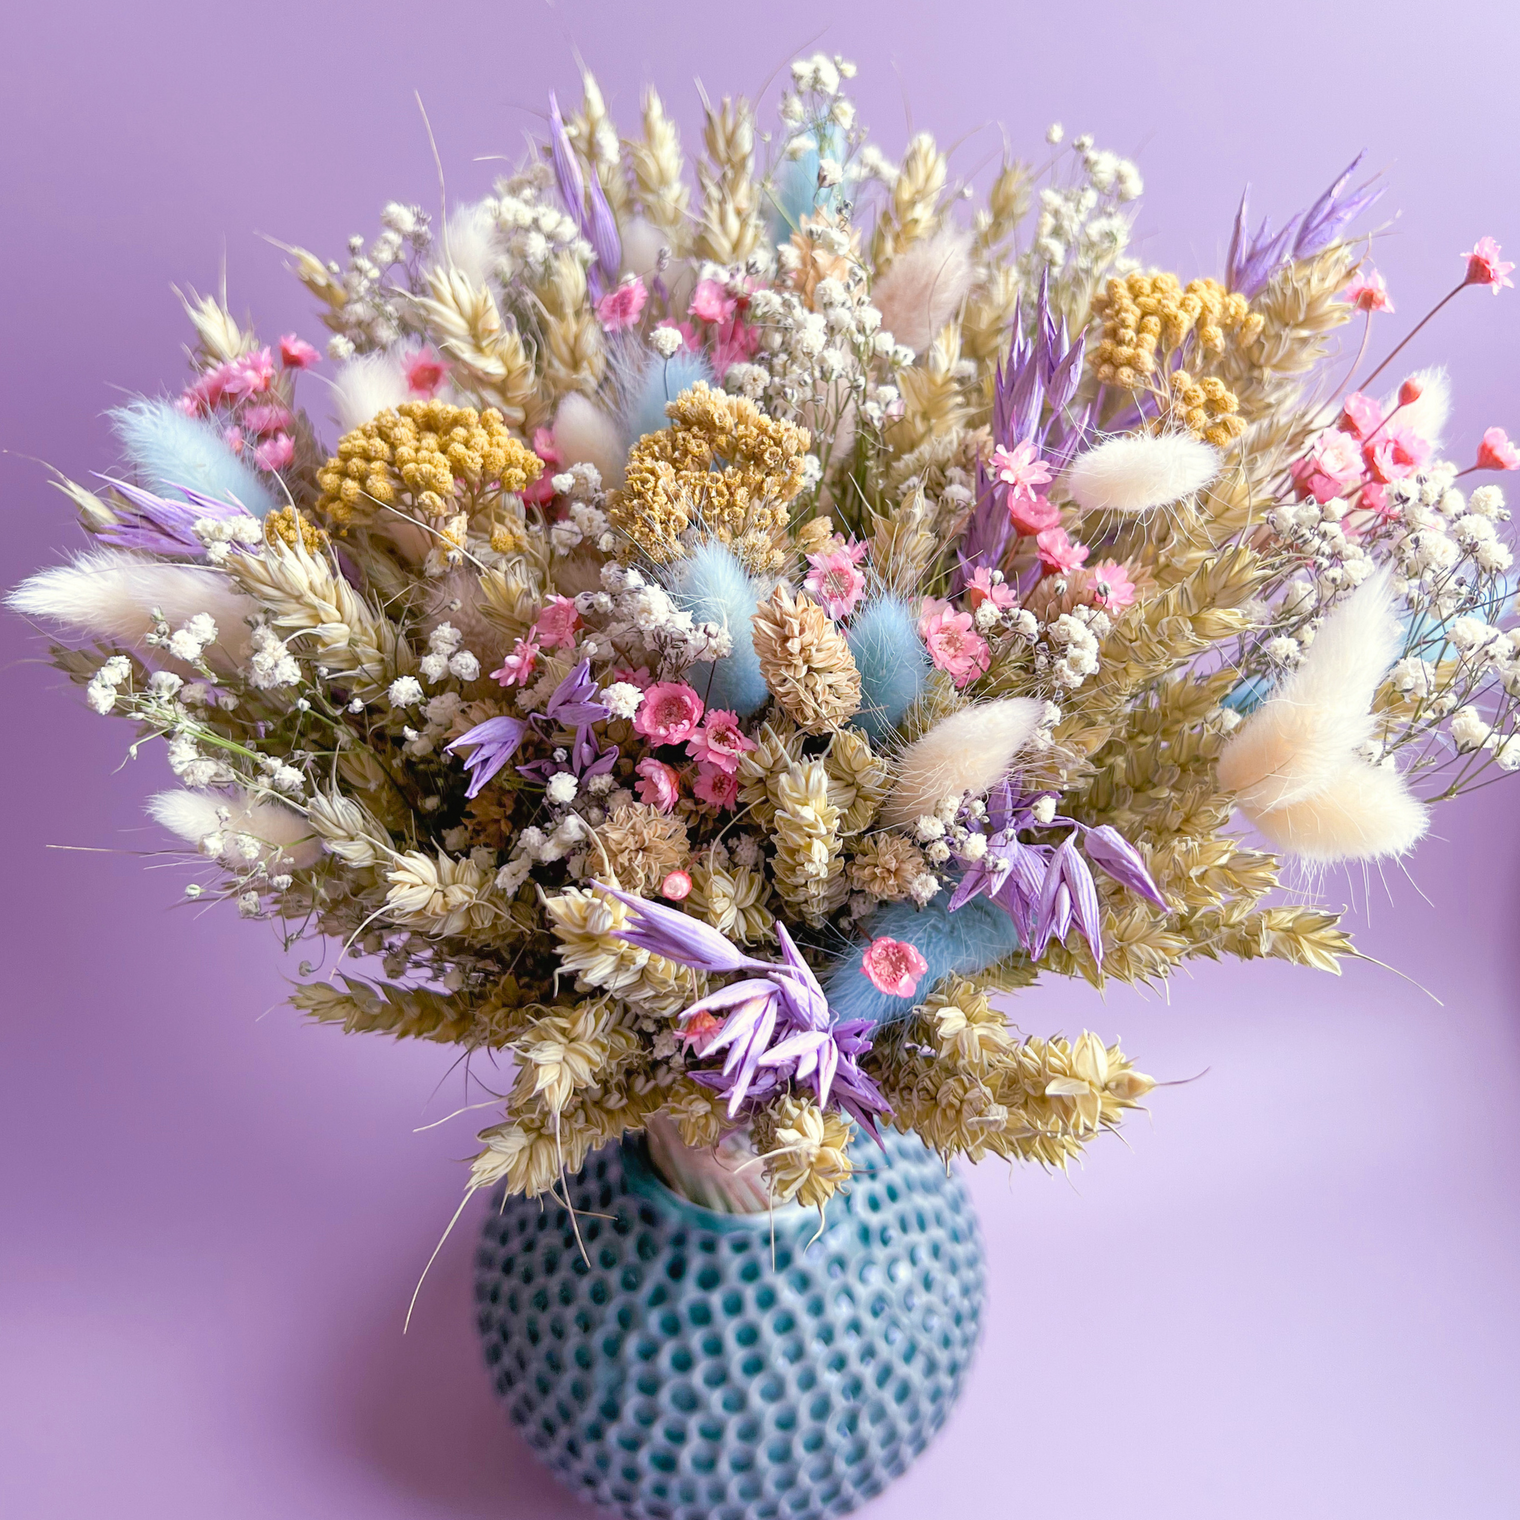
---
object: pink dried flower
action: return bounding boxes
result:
[1338,392,1384,440]
[403,347,448,397]
[1344,269,1393,313]
[491,633,540,688]
[223,348,275,400]
[1292,431,1364,503]
[1035,526,1090,576]
[252,433,295,473]
[278,334,321,370]
[1475,427,1520,471]
[533,595,582,650]
[804,549,867,619]
[634,758,682,812]
[693,763,739,810]
[711,318,759,380]
[919,600,991,688]
[1463,237,1515,293]
[991,441,1054,503]
[686,710,757,774]
[243,403,294,437]
[611,665,653,690]
[524,427,562,506]
[689,279,737,324]
[964,565,1016,611]
[222,425,245,454]
[634,682,705,745]
[596,278,648,332]
[1089,560,1137,610]
[1363,424,1431,484]
[1007,492,1061,536]
[860,936,929,998]
[661,870,692,901]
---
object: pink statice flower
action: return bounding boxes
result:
[919,599,991,688]
[991,441,1054,504]
[491,633,540,688]
[1035,526,1090,576]
[1008,491,1062,536]
[686,710,756,774]
[533,595,582,650]
[1338,392,1384,440]
[403,346,448,397]
[1463,237,1515,293]
[711,317,759,380]
[222,425,245,454]
[243,403,294,437]
[689,279,738,324]
[278,334,321,370]
[661,870,692,901]
[596,277,648,332]
[804,548,867,619]
[253,433,295,473]
[964,565,1017,611]
[635,758,682,812]
[860,936,929,998]
[223,348,275,400]
[693,763,740,810]
[1292,431,1365,502]
[610,664,653,690]
[1089,560,1138,610]
[1363,424,1431,484]
[634,681,705,745]
[524,427,562,506]
[1476,427,1520,471]
[1344,269,1393,313]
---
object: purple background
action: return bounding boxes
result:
[4,2,1520,1515]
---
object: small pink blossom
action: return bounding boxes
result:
[596,278,649,332]
[222,425,245,455]
[223,348,275,400]
[172,393,200,417]
[610,665,653,690]
[634,681,705,745]
[919,601,991,688]
[243,402,294,437]
[964,565,1017,611]
[1463,236,1515,294]
[991,441,1054,504]
[524,427,563,506]
[693,763,740,810]
[634,758,682,812]
[533,595,582,650]
[686,710,756,774]
[1344,269,1393,313]
[661,870,693,901]
[689,279,737,324]
[1089,560,1137,610]
[1338,392,1384,440]
[403,347,448,397]
[1292,431,1365,503]
[1475,427,1520,472]
[278,334,321,369]
[491,633,541,688]
[1035,526,1090,576]
[252,433,295,473]
[804,549,867,619]
[860,936,929,998]
[1363,424,1431,484]
[1008,492,1062,536]
[1398,376,1425,407]
[711,317,759,380]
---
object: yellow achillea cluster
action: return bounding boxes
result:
[1090,271,1263,388]
[262,505,328,554]
[609,382,810,569]
[315,401,542,527]
[1165,369,1246,447]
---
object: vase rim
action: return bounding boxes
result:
[620,1135,825,1236]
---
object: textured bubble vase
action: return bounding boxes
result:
[474,1130,984,1520]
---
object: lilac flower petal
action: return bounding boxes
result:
[1060,839,1104,967]
[760,1029,831,1065]
[445,716,527,798]
[1083,824,1168,910]
[601,886,765,974]
[547,93,586,225]
[680,980,779,1021]
[586,170,621,297]
[1293,152,1383,261]
[545,660,611,727]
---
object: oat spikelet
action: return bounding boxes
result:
[888,322,970,453]
[566,70,631,225]
[628,88,690,254]
[771,760,846,926]
[735,719,806,825]
[545,887,704,1017]
[752,584,862,733]
[870,132,947,273]
[532,251,605,402]
[411,268,537,430]
[752,1095,855,1209]
[292,975,501,1046]
[694,95,762,266]
[824,727,889,834]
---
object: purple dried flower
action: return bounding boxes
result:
[445,717,528,799]
[545,660,610,728]
[1293,152,1383,262]
[94,478,248,558]
[1082,824,1167,909]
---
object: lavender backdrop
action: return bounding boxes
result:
[3,2,1519,1516]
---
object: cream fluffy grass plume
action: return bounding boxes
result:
[7,51,1520,1217]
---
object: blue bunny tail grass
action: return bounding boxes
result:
[846,597,931,742]
[110,399,277,517]
[621,351,715,445]
[764,127,846,245]
[823,894,1021,1029]
[664,542,771,716]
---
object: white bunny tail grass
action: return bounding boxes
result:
[620,217,669,282]
[870,229,975,353]
[1065,433,1220,514]
[553,392,628,490]
[444,200,502,291]
[8,551,258,663]
[331,353,412,433]
[1243,759,1429,864]
[148,788,323,869]
[880,698,1045,828]
[1217,569,1399,812]
[1385,367,1450,448]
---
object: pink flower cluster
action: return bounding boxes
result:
[919,597,990,688]
[1290,386,1434,515]
[803,538,868,619]
[177,338,319,475]
[1463,237,1515,294]
[992,440,1091,576]
[679,279,759,379]
[596,278,648,332]
[860,936,929,997]
[632,683,757,812]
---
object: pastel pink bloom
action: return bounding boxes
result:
[964,565,1017,611]
[1360,481,1394,521]
[1337,392,1384,440]
[172,393,200,417]
[660,870,692,901]
[1363,424,1431,484]
[610,664,653,690]
[686,709,757,774]
[634,681,705,745]
[243,402,294,437]
[404,347,448,397]
[1008,492,1062,536]
[252,433,295,472]
[491,633,541,688]
[596,278,649,332]
[634,757,682,812]
[920,602,991,688]
[1292,431,1365,503]
[533,595,582,650]
[1463,237,1515,293]
[689,279,738,324]
[524,427,563,506]
[804,549,867,619]
[278,334,321,369]
[1475,427,1520,471]
[711,318,759,381]
[693,763,740,810]
[1344,269,1393,313]
[991,441,1054,504]
[860,936,930,998]
[223,348,275,400]
[1089,560,1137,610]
[1398,376,1425,407]
[1035,526,1090,576]
[222,425,245,454]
